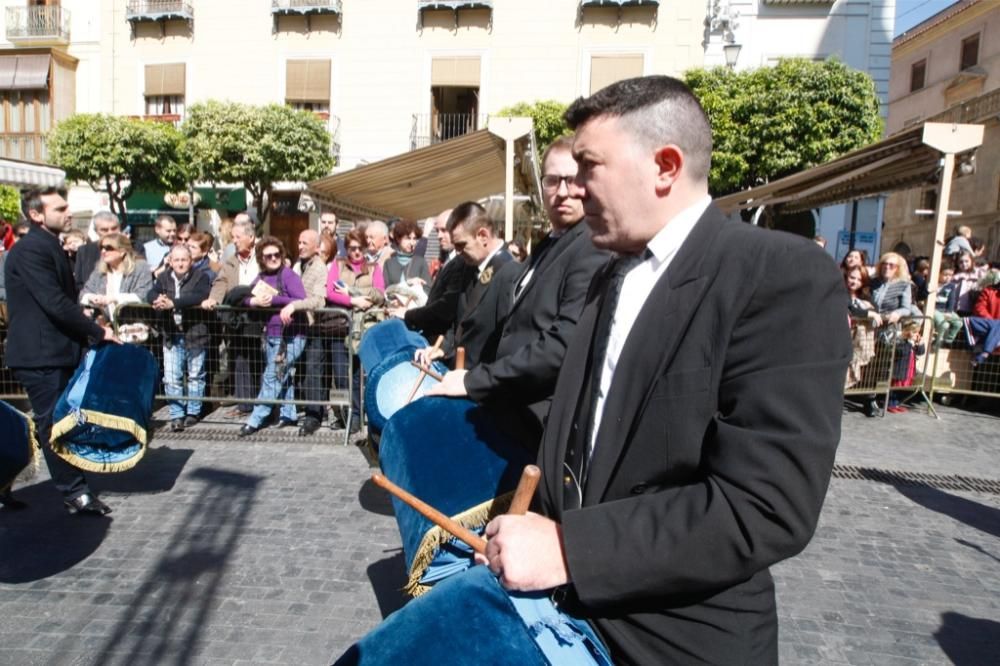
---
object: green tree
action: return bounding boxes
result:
[685,58,883,196]
[0,184,21,223]
[182,101,334,225]
[47,113,187,224]
[495,100,570,154]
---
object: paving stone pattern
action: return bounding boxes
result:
[1,405,998,665]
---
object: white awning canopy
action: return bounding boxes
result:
[0,157,65,188]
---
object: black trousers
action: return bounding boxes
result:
[300,334,328,421]
[232,340,263,413]
[13,367,89,499]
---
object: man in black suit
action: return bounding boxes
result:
[428,136,610,450]
[480,77,851,664]
[5,187,118,515]
[415,202,519,368]
[73,210,120,292]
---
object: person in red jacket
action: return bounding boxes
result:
[972,271,1000,319]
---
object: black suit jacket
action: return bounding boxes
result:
[538,205,851,664]
[5,225,105,369]
[74,240,101,292]
[464,222,610,446]
[403,254,471,342]
[447,247,519,367]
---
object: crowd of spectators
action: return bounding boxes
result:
[841,224,1000,416]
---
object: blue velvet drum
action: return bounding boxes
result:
[333,565,612,666]
[378,397,533,596]
[51,343,157,473]
[0,399,38,492]
[363,350,448,435]
[357,319,429,375]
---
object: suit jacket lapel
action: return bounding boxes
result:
[461,248,508,321]
[582,205,729,504]
[510,222,584,308]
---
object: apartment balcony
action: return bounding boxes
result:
[418,1,492,28]
[0,133,48,163]
[410,112,485,150]
[580,0,658,5]
[5,6,70,46]
[272,0,341,32]
[126,1,194,36]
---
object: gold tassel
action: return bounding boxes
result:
[50,409,148,473]
[404,491,514,597]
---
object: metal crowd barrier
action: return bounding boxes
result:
[0,302,360,446]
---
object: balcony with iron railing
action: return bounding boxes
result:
[126,1,194,22]
[410,112,486,150]
[272,0,343,16]
[5,6,70,46]
[0,133,48,163]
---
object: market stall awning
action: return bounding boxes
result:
[714,125,944,214]
[307,125,539,221]
[0,157,64,188]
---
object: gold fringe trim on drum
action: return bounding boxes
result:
[2,404,41,492]
[50,409,148,473]
[405,490,514,597]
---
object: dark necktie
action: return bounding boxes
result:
[564,252,644,508]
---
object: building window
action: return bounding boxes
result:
[144,63,185,120]
[960,34,979,70]
[910,60,926,92]
[589,54,644,95]
[921,188,937,212]
[285,59,331,119]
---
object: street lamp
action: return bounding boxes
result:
[723,42,742,70]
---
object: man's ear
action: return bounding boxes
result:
[653,145,684,194]
[26,208,43,224]
[475,226,491,244]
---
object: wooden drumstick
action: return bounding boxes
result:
[507,465,541,516]
[406,335,445,404]
[408,362,444,382]
[372,472,487,555]
[454,347,466,370]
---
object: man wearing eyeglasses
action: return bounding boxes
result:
[427,136,610,450]
[4,188,119,515]
[73,210,120,292]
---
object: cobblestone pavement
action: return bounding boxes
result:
[0,403,997,665]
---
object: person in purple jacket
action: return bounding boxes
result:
[239,236,307,437]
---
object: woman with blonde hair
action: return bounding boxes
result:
[80,232,152,323]
[870,252,915,325]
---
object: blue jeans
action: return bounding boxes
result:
[247,335,306,428]
[163,337,207,420]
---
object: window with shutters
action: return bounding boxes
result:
[960,34,979,71]
[143,63,185,122]
[285,59,331,118]
[910,60,926,92]
[589,54,644,95]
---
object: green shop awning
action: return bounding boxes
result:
[125,187,247,223]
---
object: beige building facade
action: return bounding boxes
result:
[884,0,1000,259]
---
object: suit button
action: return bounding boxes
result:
[630,483,648,495]
[564,475,573,486]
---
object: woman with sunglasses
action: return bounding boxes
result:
[239,237,308,437]
[326,228,386,433]
[79,232,153,324]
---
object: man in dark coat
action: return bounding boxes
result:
[415,202,520,369]
[5,187,117,515]
[428,136,610,450]
[481,77,851,664]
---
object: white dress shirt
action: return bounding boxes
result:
[589,196,712,458]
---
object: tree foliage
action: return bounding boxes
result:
[685,58,883,196]
[182,101,334,224]
[47,114,187,223]
[496,100,570,154]
[0,184,21,223]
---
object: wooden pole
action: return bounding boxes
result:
[507,465,540,515]
[371,472,487,554]
[454,347,466,371]
[406,335,445,404]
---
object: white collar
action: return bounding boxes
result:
[643,196,712,265]
[477,242,504,275]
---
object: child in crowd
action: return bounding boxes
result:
[887,320,925,413]
[932,260,962,347]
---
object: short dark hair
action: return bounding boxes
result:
[564,75,713,182]
[540,135,574,172]
[255,235,287,268]
[22,186,66,219]
[447,201,493,236]
[391,218,422,244]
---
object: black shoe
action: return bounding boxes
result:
[239,424,260,438]
[64,493,112,516]
[170,418,185,432]
[863,399,879,418]
[183,415,200,428]
[349,419,361,435]
[276,417,297,429]
[0,488,27,510]
[298,417,320,437]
